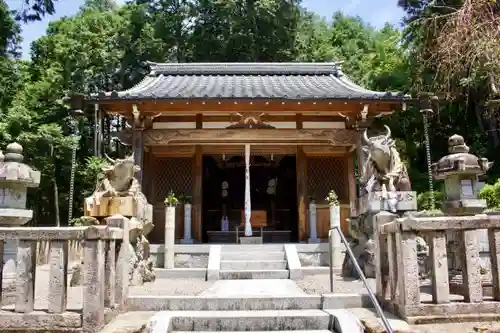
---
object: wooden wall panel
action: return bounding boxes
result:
[316,204,350,239]
[150,205,185,244]
[307,156,347,204]
[150,156,193,243]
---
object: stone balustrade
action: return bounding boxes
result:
[36,239,82,265]
[0,225,128,333]
[375,214,500,323]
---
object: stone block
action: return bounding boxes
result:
[360,191,417,214]
[239,236,262,244]
[108,197,136,217]
[0,188,27,209]
[84,198,109,217]
[284,244,302,279]
[207,245,221,281]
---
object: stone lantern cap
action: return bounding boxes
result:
[431,134,492,180]
[0,142,41,187]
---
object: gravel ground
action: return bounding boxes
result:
[295,273,374,295]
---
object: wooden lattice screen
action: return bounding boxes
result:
[307,156,347,203]
[153,157,194,204]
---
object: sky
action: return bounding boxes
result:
[7,0,405,59]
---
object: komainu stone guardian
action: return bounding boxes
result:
[76,153,155,286]
[360,125,412,212]
[343,125,420,278]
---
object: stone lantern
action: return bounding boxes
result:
[431,134,492,293]
[0,142,41,286]
[431,134,491,215]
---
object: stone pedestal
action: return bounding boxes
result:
[181,203,193,244]
[329,204,342,269]
[308,202,319,243]
[359,191,417,214]
[164,206,176,269]
[343,192,417,278]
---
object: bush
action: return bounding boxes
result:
[417,191,445,211]
[478,180,500,209]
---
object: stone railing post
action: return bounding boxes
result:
[373,211,396,300]
[428,230,450,304]
[82,229,106,333]
[397,230,420,313]
[107,214,130,308]
[82,225,124,333]
[489,228,500,301]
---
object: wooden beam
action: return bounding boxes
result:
[156,115,350,123]
[296,113,303,129]
[296,146,308,242]
[102,99,397,115]
[192,146,203,242]
[115,129,357,146]
[195,114,203,129]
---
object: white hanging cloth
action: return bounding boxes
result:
[244,144,252,236]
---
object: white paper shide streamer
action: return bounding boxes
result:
[244,144,252,236]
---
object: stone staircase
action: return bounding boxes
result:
[121,280,367,333]
[219,244,289,279]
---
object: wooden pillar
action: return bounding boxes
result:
[192,145,203,242]
[296,146,308,242]
[133,129,145,185]
[346,152,357,215]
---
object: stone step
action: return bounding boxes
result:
[127,295,322,311]
[219,269,289,279]
[221,244,285,252]
[172,330,332,333]
[220,260,287,270]
[167,310,330,331]
[155,268,207,279]
[221,251,286,261]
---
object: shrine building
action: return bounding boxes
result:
[77,62,411,244]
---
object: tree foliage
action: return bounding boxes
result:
[0,0,497,224]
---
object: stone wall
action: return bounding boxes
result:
[150,244,210,268]
[296,243,329,267]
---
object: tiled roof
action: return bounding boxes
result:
[93,62,410,101]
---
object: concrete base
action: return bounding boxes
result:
[239,236,262,244]
[308,238,320,244]
[181,238,194,244]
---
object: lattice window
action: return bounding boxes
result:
[307,156,347,203]
[153,157,193,203]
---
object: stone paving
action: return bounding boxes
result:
[295,274,373,295]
